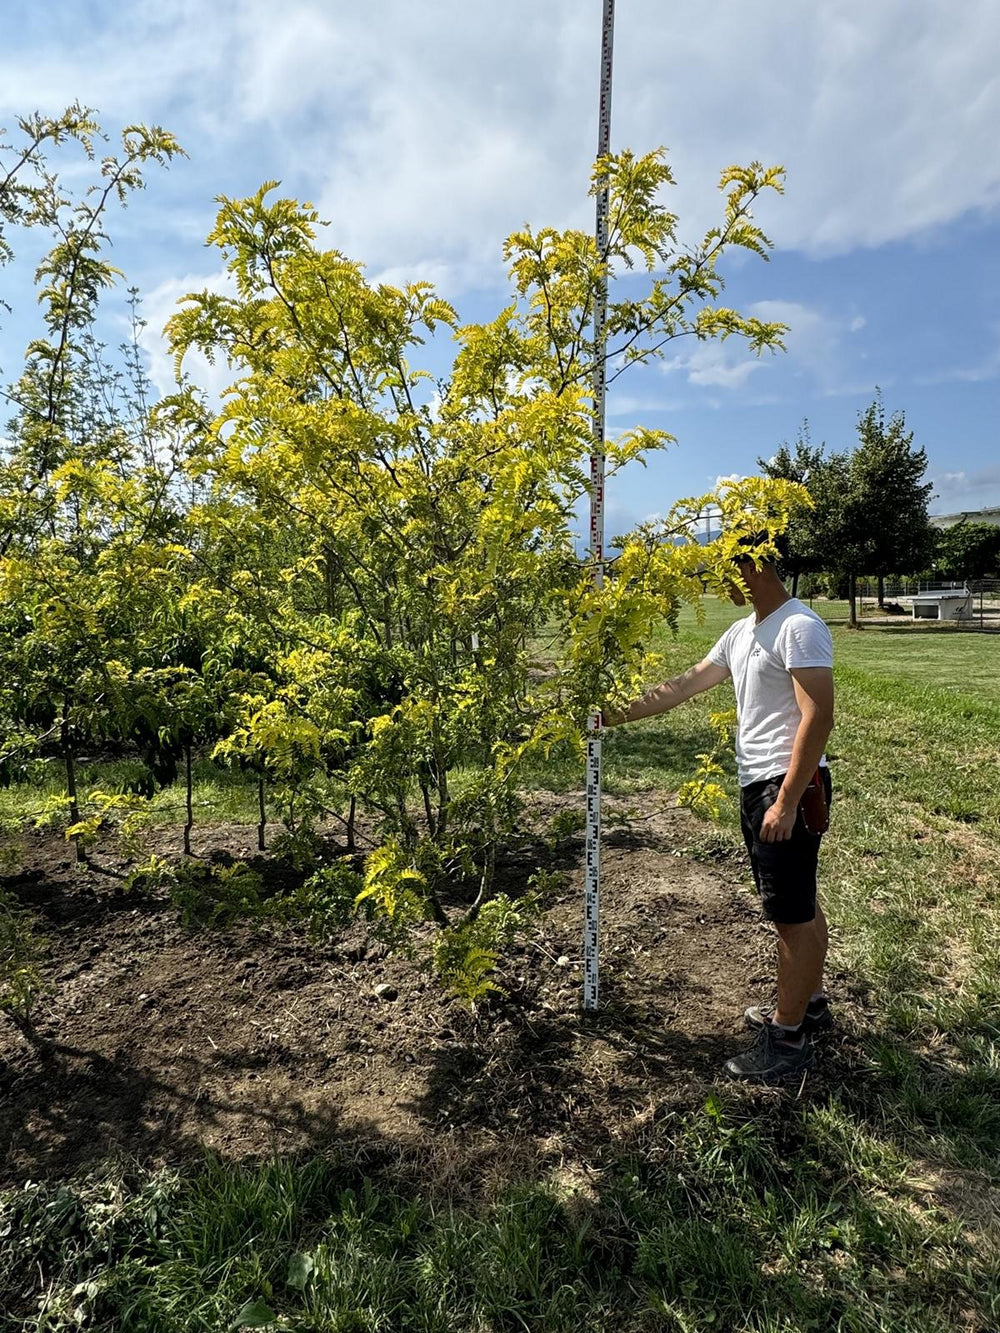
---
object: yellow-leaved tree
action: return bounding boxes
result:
[161,150,807,997]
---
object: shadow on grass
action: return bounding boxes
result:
[585,720,726,804]
[519,713,722,798]
[832,1019,1000,1167]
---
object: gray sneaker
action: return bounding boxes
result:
[745,998,834,1036]
[724,1021,814,1084]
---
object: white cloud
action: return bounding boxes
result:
[138,268,238,401]
[605,392,685,419]
[750,300,836,372]
[850,316,867,333]
[4,0,1000,298]
[610,1,1000,257]
[367,259,471,294]
[662,342,769,391]
[657,299,871,398]
[746,299,888,397]
[228,0,593,289]
[929,465,1000,513]
[689,359,764,391]
[743,392,789,408]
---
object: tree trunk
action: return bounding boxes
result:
[257,777,266,851]
[183,744,194,856]
[433,731,449,837]
[62,696,83,864]
[420,781,437,838]
[395,793,417,850]
[791,569,800,597]
[848,571,858,627]
[877,573,886,608]
[346,794,357,853]
[469,841,497,919]
[324,543,337,615]
[382,595,393,648]
[426,885,449,927]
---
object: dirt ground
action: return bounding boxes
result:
[0,797,853,1189]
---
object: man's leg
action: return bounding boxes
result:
[773,910,827,1029]
[725,779,827,1080]
[750,777,829,1025]
[724,911,818,1079]
[815,898,828,957]
[814,898,828,988]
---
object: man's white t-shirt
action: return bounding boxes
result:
[707,598,833,788]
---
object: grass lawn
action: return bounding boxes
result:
[3,602,1000,1330]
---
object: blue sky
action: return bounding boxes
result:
[2,0,998,536]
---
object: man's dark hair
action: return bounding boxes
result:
[732,531,790,572]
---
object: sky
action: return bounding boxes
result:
[2,0,999,538]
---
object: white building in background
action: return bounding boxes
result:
[930,507,1000,530]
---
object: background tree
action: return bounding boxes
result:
[761,395,933,625]
[933,522,1000,581]
[757,420,825,594]
[849,394,934,613]
[1,116,183,875]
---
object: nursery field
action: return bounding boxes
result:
[2,611,1000,1331]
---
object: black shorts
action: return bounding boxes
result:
[739,768,832,925]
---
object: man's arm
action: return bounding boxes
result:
[759,666,835,843]
[604,657,731,726]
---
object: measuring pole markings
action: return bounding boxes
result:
[584,0,615,1012]
[584,712,602,1009]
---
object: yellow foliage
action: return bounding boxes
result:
[0,141,799,979]
[355,841,427,924]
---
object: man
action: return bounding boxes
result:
[605,551,835,1084]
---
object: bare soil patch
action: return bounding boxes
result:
[1,797,851,1188]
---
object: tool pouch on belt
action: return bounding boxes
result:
[799,769,830,835]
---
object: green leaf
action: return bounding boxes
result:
[229,1299,278,1329]
[287,1250,314,1291]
